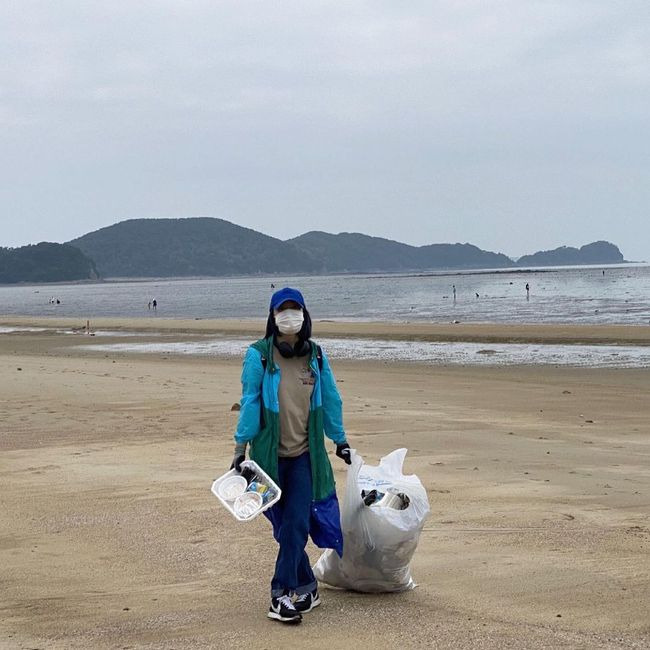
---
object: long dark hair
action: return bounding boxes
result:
[265,307,312,341]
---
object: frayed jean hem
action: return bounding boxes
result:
[271,578,317,598]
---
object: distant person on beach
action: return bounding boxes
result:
[525,283,530,299]
[148,301,152,310]
[152,299,157,310]
[452,285,456,301]
[229,287,350,624]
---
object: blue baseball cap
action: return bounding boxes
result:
[270,287,306,310]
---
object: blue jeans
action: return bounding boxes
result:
[270,452,317,597]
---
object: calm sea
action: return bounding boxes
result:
[1,264,649,325]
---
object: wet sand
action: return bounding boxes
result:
[1,322,649,649]
[2,314,650,345]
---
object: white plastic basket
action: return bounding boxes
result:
[211,460,282,522]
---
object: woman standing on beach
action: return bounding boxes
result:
[231,287,351,624]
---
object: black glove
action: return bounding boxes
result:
[230,453,245,472]
[230,443,246,473]
[336,443,351,465]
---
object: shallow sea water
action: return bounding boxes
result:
[2,264,649,325]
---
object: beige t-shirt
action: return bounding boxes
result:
[275,352,314,457]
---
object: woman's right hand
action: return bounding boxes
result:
[230,453,245,472]
[230,442,246,472]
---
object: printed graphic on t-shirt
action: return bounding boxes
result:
[299,367,315,386]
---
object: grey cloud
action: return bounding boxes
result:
[1,1,649,260]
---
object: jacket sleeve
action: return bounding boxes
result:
[319,348,347,445]
[233,346,265,445]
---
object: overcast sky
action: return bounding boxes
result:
[2,1,649,260]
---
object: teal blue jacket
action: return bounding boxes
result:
[234,336,345,555]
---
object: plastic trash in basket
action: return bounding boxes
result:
[234,491,263,518]
[218,475,247,501]
[211,460,282,522]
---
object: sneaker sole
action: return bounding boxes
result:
[267,611,302,623]
[296,595,321,613]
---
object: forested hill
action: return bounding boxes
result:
[70,219,517,277]
[69,218,321,278]
[0,243,98,284]
[288,231,515,272]
[64,217,627,278]
[516,241,624,266]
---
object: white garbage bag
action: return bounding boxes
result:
[313,448,430,592]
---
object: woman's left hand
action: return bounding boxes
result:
[335,443,351,465]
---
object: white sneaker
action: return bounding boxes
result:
[294,589,321,613]
[268,594,302,623]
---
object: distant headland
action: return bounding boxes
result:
[0,243,98,284]
[1,218,628,283]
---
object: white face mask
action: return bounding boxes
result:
[274,309,304,334]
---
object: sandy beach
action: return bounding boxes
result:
[1,319,649,649]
